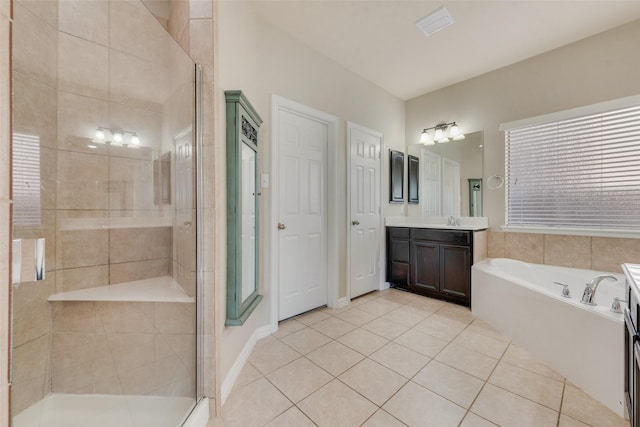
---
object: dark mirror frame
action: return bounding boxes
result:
[408,154,419,204]
[389,150,404,203]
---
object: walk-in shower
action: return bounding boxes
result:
[10,1,203,425]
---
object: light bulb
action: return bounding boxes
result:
[113,132,123,143]
[434,127,449,143]
[448,124,460,138]
[130,134,140,145]
[419,130,431,145]
[95,128,105,140]
[449,123,465,140]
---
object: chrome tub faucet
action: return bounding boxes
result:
[580,274,618,306]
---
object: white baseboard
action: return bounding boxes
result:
[183,397,209,427]
[256,323,276,339]
[337,296,350,308]
[220,324,276,406]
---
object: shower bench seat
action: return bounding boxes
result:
[47,276,195,303]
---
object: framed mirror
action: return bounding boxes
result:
[389,149,404,203]
[225,90,263,326]
[408,154,419,204]
[407,131,483,217]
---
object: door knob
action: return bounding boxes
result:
[352,220,360,226]
[277,223,286,230]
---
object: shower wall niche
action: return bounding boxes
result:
[11,0,201,425]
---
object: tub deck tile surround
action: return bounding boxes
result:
[211,289,627,427]
[488,230,640,273]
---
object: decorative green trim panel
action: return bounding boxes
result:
[225,90,263,326]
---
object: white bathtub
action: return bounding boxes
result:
[472,258,626,416]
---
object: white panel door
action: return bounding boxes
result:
[348,123,381,299]
[442,157,461,217]
[421,149,441,216]
[278,109,328,320]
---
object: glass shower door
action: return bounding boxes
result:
[10,1,201,426]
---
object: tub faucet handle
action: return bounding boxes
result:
[553,281,571,298]
[611,297,627,314]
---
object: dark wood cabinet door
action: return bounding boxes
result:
[440,244,470,299]
[387,228,410,287]
[411,241,439,293]
[388,239,410,286]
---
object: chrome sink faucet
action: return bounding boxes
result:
[447,216,460,226]
[580,274,618,306]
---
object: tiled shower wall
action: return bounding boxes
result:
[11,0,58,413]
[11,0,196,414]
[488,231,640,272]
[50,301,195,396]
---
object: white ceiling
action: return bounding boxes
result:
[251,1,640,100]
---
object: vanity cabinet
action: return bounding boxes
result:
[387,227,474,306]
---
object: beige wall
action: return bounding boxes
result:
[405,19,640,229]
[216,0,405,394]
[1,0,11,424]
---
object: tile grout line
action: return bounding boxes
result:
[293,295,425,425]
[228,289,619,427]
[456,336,512,427]
[556,379,566,427]
[293,295,492,425]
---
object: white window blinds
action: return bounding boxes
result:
[505,105,640,230]
[12,133,41,227]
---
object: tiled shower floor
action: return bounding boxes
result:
[13,393,195,427]
[213,288,628,427]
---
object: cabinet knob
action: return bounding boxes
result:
[277,223,286,230]
[352,220,360,226]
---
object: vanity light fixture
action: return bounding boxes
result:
[94,127,141,147]
[419,122,465,145]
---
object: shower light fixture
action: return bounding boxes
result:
[94,127,141,147]
[419,122,465,145]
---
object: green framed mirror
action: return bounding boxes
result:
[225,90,263,326]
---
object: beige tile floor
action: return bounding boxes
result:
[209,289,628,427]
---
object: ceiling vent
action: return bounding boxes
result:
[415,6,455,37]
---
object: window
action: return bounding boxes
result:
[503,99,640,231]
[12,133,41,227]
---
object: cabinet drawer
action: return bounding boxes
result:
[411,228,470,245]
[387,227,410,239]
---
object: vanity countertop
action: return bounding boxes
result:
[385,216,488,231]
